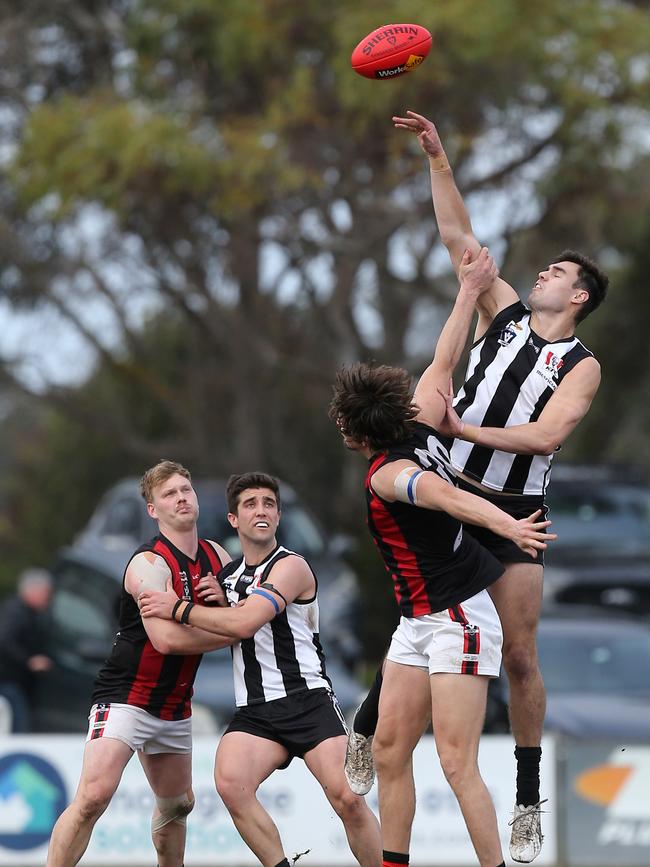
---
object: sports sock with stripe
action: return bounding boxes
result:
[382,850,409,867]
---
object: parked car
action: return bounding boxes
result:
[493,606,650,740]
[543,464,650,615]
[31,478,364,733]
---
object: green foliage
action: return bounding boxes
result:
[3,0,650,657]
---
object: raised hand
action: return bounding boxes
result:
[392,110,445,158]
[459,247,498,298]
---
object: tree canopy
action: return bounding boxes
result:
[1,0,650,652]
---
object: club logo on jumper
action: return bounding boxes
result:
[498,321,519,346]
[527,337,541,354]
[543,351,564,378]
[0,752,67,850]
[574,747,650,848]
[179,570,192,600]
[535,350,565,389]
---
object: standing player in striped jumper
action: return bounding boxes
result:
[46,460,232,867]
[390,109,609,862]
[329,249,555,867]
[139,471,382,867]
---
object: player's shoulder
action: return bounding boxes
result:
[559,351,601,387]
[126,544,169,573]
[267,547,312,578]
[201,538,232,566]
[266,548,316,597]
[218,555,242,578]
[125,549,171,595]
[270,546,306,567]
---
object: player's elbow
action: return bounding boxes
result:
[235,620,258,640]
[534,434,560,456]
[439,226,474,259]
[150,636,175,655]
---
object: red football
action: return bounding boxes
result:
[351,23,432,80]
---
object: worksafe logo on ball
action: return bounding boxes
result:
[569,746,650,858]
[0,753,67,851]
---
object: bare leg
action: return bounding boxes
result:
[139,751,193,867]
[303,735,381,866]
[430,672,503,867]
[215,732,289,867]
[488,562,545,748]
[372,661,431,854]
[46,738,133,867]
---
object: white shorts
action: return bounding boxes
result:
[387,589,502,676]
[86,703,192,754]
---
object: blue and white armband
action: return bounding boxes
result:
[394,467,424,505]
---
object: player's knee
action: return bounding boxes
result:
[151,789,194,834]
[331,787,366,822]
[216,774,251,813]
[437,746,475,793]
[373,730,406,774]
[76,783,113,822]
[503,643,538,682]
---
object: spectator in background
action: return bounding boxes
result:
[0,567,54,733]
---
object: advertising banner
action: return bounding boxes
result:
[0,734,556,865]
[565,743,650,866]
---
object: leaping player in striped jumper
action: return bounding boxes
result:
[342,110,609,865]
[391,110,609,863]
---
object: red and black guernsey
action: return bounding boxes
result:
[366,422,504,617]
[91,534,225,720]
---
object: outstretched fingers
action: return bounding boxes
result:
[392,110,428,131]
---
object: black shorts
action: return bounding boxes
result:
[456,477,548,566]
[224,688,347,768]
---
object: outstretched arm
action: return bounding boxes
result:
[414,247,497,428]
[371,459,555,559]
[139,556,315,640]
[393,110,519,334]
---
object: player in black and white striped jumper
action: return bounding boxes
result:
[139,472,381,867]
[388,109,609,863]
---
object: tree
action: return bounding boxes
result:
[1,0,649,628]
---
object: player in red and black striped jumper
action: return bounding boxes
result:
[329,249,555,867]
[46,461,232,867]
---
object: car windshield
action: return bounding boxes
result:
[538,626,650,696]
[546,484,650,557]
[196,500,326,559]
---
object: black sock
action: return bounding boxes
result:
[495,862,505,867]
[515,745,542,806]
[354,666,383,737]
[382,851,409,867]
[274,860,290,867]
